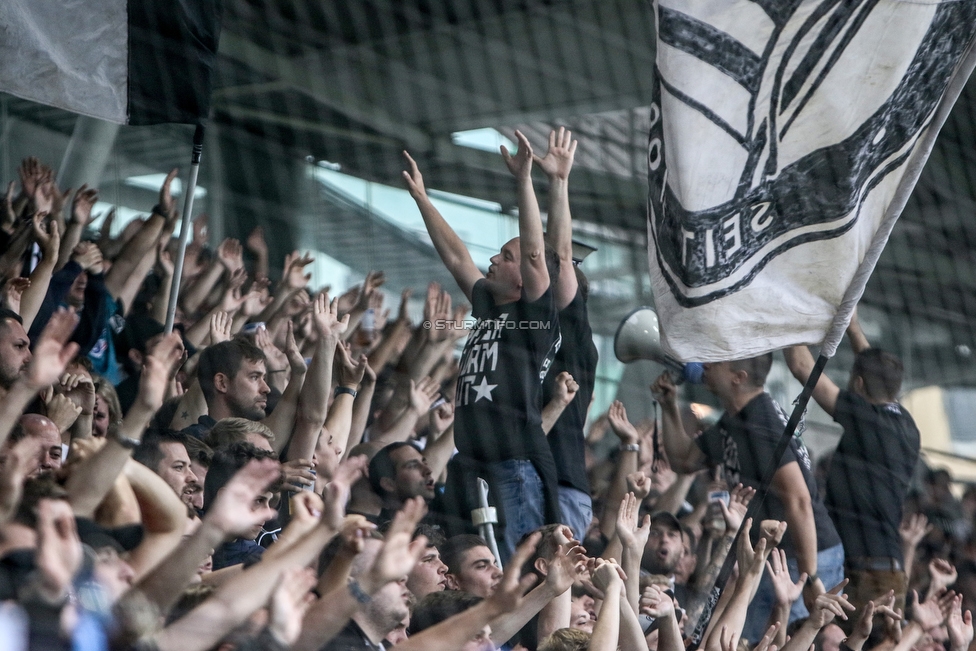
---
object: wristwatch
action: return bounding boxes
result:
[335,386,358,398]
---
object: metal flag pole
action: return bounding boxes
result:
[165,124,205,334]
[686,354,828,649]
[473,478,503,570]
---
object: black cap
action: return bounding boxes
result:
[649,511,682,531]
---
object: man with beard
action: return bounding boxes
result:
[0,309,32,397]
[183,339,271,440]
[134,430,201,507]
[642,512,687,579]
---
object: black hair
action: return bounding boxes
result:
[368,441,422,497]
[197,339,266,404]
[729,353,773,388]
[133,429,194,474]
[851,348,903,401]
[408,591,483,635]
[440,534,491,574]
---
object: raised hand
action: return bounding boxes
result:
[71,241,103,272]
[43,392,82,433]
[651,372,679,408]
[216,238,244,273]
[947,594,974,651]
[34,499,83,601]
[397,288,413,324]
[24,309,80,390]
[2,277,30,314]
[136,333,185,411]
[759,519,788,548]
[900,513,932,548]
[848,592,901,651]
[335,342,367,389]
[283,321,306,374]
[268,567,316,646]
[159,168,180,218]
[241,279,272,317]
[736,518,771,580]
[590,558,625,596]
[719,483,756,533]
[280,458,316,493]
[431,401,455,434]
[410,376,440,414]
[533,127,578,180]
[544,539,587,595]
[246,225,268,256]
[321,455,367,530]
[616,492,650,551]
[254,325,288,371]
[209,311,232,345]
[354,270,386,311]
[70,185,99,226]
[485,532,542,617]
[500,130,534,180]
[766,548,805,607]
[910,589,953,632]
[402,151,429,201]
[929,558,958,597]
[625,471,652,500]
[607,400,639,445]
[806,582,855,628]
[312,291,350,340]
[552,371,579,407]
[32,212,60,262]
[362,497,428,592]
[205,458,281,538]
[282,251,314,291]
[640,583,677,619]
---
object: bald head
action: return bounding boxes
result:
[18,414,63,476]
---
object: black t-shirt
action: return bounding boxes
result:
[825,390,920,561]
[696,392,841,556]
[321,619,386,651]
[454,280,561,463]
[542,290,598,493]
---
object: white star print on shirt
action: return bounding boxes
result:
[472,376,497,402]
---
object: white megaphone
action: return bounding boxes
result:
[613,307,704,384]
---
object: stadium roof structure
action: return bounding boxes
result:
[4,0,976,391]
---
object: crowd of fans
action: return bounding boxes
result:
[0,128,972,651]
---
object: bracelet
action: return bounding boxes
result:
[621,443,640,452]
[348,580,371,604]
[805,574,819,586]
[111,434,142,450]
[335,386,358,398]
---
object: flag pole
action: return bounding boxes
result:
[687,354,828,649]
[164,124,205,334]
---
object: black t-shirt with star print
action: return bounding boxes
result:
[454,279,561,464]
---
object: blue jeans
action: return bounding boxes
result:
[558,486,593,542]
[490,459,546,565]
[742,543,845,643]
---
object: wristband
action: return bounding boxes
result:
[335,386,358,398]
[111,433,142,450]
[621,443,640,452]
[805,574,819,586]
[348,580,371,604]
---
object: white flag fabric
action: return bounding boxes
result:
[0,0,220,125]
[646,0,976,362]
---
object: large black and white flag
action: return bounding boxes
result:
[0,0,220,125]
[647,0,976,362]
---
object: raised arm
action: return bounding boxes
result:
[56,186,97,271]
[847,308,871,354]
[783,346,840,416]
[536,127,579,310]
[402,152,483,301]
[323,343,366,457]
[20,213,60,331]
[652,372,706,473]
[771,462,822,607]
[286,292,347,462]
[262,322,307,454]
[501,130,549,302]
[542,371,578,434]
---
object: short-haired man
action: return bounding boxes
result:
[441,534,503,598]
[369,442,435,522]
[0,309,31,395]
[409,591,493,651]
[204,442,280,570]
[205,417,275,452]
[134,430,200,506]
[404,138,562,562]
[407,525,448,599]
[784,312,920,615]
[184,339,271,439]
[322,537,413,651]
[654,354,844,640]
